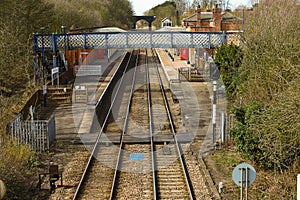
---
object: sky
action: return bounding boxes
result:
[130,0,252,16]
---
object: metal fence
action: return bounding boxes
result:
[8,114,56,151]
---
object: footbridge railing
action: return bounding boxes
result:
[32,31,241,53]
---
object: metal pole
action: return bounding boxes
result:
[246,167,249,200]
[37,55,41,84]
[33,54,37,85]
[41,27,47,107]
[221,112,225,143]
[57,72,59,86]
[194,49,196,68]
[213,80,217,145]
[51,71,54,86]
[51,33,58,86]
[61,25,69,83]
[240,168,243,200]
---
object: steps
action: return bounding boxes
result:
[46,85,72,104]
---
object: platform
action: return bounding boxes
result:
[156,48,191,82]
[74,51,127,136]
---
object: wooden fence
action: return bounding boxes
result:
[8,114,56,151]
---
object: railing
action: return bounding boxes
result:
[33,31,241,52]
[75,65,102,76]
[8,114,56,151]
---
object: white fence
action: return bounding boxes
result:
[8,114,56,151]
[75,65,102,76]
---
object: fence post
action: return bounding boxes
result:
[47,119,50,150]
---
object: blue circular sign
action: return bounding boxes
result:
[232,163,256,187]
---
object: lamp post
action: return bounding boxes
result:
[61,25,69,53]
[41,26,50,107]
[210,62,220,146]
[61,25,70,84]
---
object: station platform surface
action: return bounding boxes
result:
[155,48,191,82]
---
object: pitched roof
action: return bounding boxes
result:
[183,12,213,22]
[183,13,197,22]
[222,12,242,21]
[200,12,213,21]
[183,11,241,22]
[161,17,171,22]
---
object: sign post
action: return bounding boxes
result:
[232,163,256,200]
[51,67,59,86]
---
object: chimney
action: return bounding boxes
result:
[213,3,222,32]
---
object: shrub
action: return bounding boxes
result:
[0,139,34,199]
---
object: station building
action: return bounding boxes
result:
[182,4,243,33]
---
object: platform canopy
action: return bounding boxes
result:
[33,31,241,53]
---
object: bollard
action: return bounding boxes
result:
[218,182,223,194]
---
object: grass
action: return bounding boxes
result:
[205,142,298,200]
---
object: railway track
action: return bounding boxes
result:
[73,48,196,200]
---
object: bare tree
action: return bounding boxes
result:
[172,0,189,14]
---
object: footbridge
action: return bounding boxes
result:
[32,30,240,84]
[32,31,240,53]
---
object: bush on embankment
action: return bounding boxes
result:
[0,139,34,199]
[215,0,300,172]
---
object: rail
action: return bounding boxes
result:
[72,50,135,200]
[151,48,195,199]
[146,49,158,200]
[109,49,140,199]
[73,48,195,199]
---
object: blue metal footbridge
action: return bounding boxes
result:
[33,31,240,52]
[32,31,240,84]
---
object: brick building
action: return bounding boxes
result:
[183,5,242,32]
